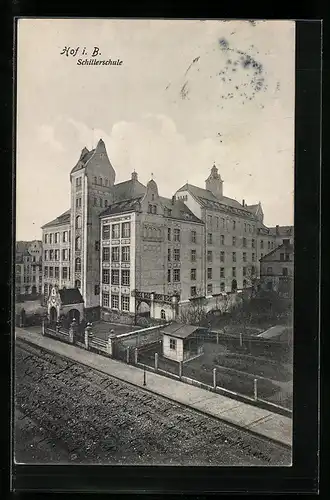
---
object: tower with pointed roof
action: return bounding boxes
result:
[205,164,223,199]
[70,138,116,318]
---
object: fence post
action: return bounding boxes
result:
[179,361,183,379]
[134,347,138,364]
[254,378,258,400]
[126,347,130,364]
[213,367,217,389]
[106,332,114,357]
[84,323,92,350]
[154,352,158,371]
[69,318,77,344]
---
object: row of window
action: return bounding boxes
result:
[102,222,131,240]
[44,249,71,261]
[102,246,130,262]
[102,293,130,311]
[102,269,130,286]
[190,266,256,281]
[16,275,38,283]
[190,280,248,297]
[93,197,109,208]
[206,250,259,263]
[206,215,257,234]
[265,266,289,276]
[44,266,71,280]
[44,231,70,244]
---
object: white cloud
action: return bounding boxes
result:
[37,124,64,151]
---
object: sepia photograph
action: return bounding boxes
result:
[14,18,295,467]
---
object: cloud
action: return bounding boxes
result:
[37,124,64,151]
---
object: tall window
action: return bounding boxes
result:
[75,177,82,188]
[207,268,212,280]
[102,247,110,262]
[121,296,130,311]
[122,246,130,262]
[75,237,81,251]
[44,250,48,260]
[102,293,109,307]
[207,233,213,244]
[282,267,288,276]
[207,251,213,262]
[102,269,110,284]
[62,249,68,261]
[220,251,225,262]
[252,253,255,262]
[49,234,53,244]
[220,282,225,292]
[102,224,110,240]
[168,248,171,262]
[191,269,196,280]
[49,249,54,260]
[191,230,196,243]
[174,228,180,242]
[220,234,225,245]
[76,197,82,209]
[75,215,82,229]
[207,284,213,294]
[280,253,284,261]
[62,231,68,243]
[207,215,212,226]
[232,236,236,246]
[233,220,236,230]
[62,267,68,280]
[111,247,120,262]
[261,240,264,249]
[174,249,180,261]
[252,239,255,248]
[112,224,120,239]
[44,266,48,278]
[122,222,131,238]
[243,267,247,277]
[243,252,247,262]
[55,267,59,279]
[232,252,236,262]
[75,257,81,272]
[167,269,171,283]
[190,286,197,297]
[243,237,247,248]
[44,234,48,244]
[111,294,119,309]
[95,241,100,251]
[54,233,58,244]
[148,204,152,214]
[173,269,180,282]
[55,249,60,261]
[161,309,166,320]
[121,270,130,286]
[169,338,176,350]
[191,249,196,262]
[167,228,171,241]
[232,267,236,277]
[111,269,119,285]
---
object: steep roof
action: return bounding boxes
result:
[100,196,144,217]
[176,183,256,218]
[42,209,71,229]
[112,178,146,202]
[59,288,83,305]
[269,225,294,236]
[260,242,294,261]
[160,196,203,223]
[70,147,96,174]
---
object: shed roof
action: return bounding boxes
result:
[58,288,83,305]
[161,323,203,339]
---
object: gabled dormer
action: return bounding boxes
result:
[140,176,163,215]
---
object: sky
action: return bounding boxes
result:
[16,19,295,241]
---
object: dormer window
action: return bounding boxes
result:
[151,194,155,201]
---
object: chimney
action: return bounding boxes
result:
[131,171,138,181]
[242,199,245,207]
[276,224,279,235]
[171,196,176,205]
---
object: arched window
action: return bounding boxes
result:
[75,279,81,289]
[75,215,82,229]
[161,309,166,320]
[75,257,81,272]
[75,236,81,251]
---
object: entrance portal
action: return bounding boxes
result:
[50,306,57,324]
[68,308,80,324]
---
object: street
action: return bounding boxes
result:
[14,339,291,466]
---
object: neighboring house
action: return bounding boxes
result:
[161,323,205,363]
[15,240,43,295]
[259,242,294,297]
[269,225,294,247]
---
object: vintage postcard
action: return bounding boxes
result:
[15,18,294,467]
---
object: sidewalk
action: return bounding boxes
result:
[15,327,292,447]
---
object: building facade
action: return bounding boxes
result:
[41,139,293,323]
[15,240,43,296]
[259,242,294,297]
